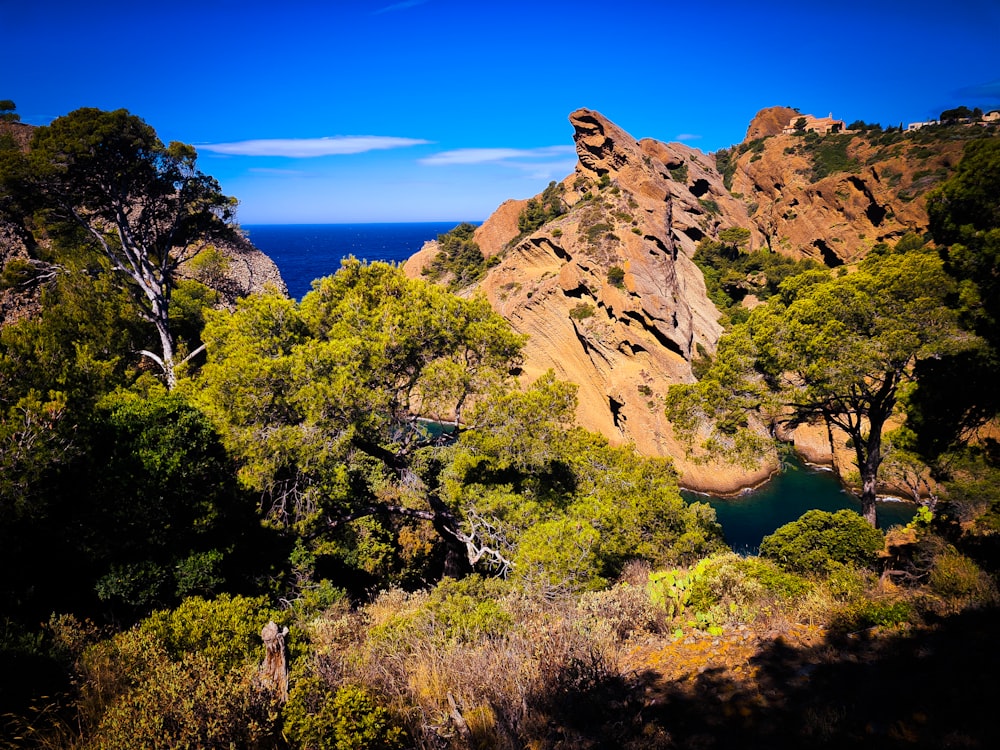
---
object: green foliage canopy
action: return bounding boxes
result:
[196,259,526,575]
[445,374,725,591]
[668,241,973,526]
[421,222,488,290]
[759,509,885,573]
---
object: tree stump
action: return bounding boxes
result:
[260,620,289,701]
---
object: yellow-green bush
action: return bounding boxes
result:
[78,628,275,750]
[687,553,811,612]
[929,549,996,604]
[140,593,284,671]
[283,676,406,750]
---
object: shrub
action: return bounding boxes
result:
[578,582,667,638]
[759,509,885,574]
[607,266,625,288]
[928,549,995,603]
[835,598,913,631]
[668,163,689,183]
[421,223,486,290]
[283,677,406,750]
[140,593,284,671]
[569,302,595,320]
[686,553,811,614]
[77,628,275,750]
[517,181,566,235]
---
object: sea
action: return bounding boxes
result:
[243,222,916,549]
[243,222,466,299]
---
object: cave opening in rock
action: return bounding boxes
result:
[866,201,887,227]
[689,179,710,198]
[609,395,625,429]
[813,239,843,267]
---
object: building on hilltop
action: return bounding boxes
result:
[782,113,846,135]
[910,111,1000,130]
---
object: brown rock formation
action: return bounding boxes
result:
[729,108,973,264]
[406,108,778,493]
[474,198,528,257]
[403,108,1000,493]
[744,106,801,141]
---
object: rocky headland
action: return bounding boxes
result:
[406,106,984,493]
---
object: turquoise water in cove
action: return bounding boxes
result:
[246,223,916,552]
[685,456,917,554]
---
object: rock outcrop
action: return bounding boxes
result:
[405,109,777,492]
[405,106,996,493]
[728,109,971,265]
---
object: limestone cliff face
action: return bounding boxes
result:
[407,107,1000,492]
[404,108,776,492]
[729,108,970,264]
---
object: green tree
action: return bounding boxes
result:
[0,388,260,621]
[517,181,566,235]
[759,509,885,573]
[910,138,1000,456]
[668,243,973,526]
[0,99,17,123]
[195,259,526,577]
[11,107,236,388]
[445,373,724,590]
[421,222,487,290]
[717,226,751,253]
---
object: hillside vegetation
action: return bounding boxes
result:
[2,102,1000,749]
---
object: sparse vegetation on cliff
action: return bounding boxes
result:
[420,222,492,290]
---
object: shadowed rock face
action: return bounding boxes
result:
[406,108,776,493]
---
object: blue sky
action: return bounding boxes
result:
[3,0,999,224]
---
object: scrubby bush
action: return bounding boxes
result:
[140,593,284,671]
[607,265,626,288]
[759,509,885,574]
[835,597,914,631]
[686,553,811,615]
[284,677,406,750]
[928,549,996,605]
[77,628,275,750]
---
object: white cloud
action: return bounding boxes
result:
[199,136,432,158]
[420,145,576,166]
[675,133,702,141]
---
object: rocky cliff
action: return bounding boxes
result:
[724,107,974,264]
[406,106,996,493]
[407,108,777,492]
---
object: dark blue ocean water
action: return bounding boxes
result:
[243,223,916,551]
[244,222,465,299]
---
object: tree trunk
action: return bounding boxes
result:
[260,621,289,701]
[857,433,883,528]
